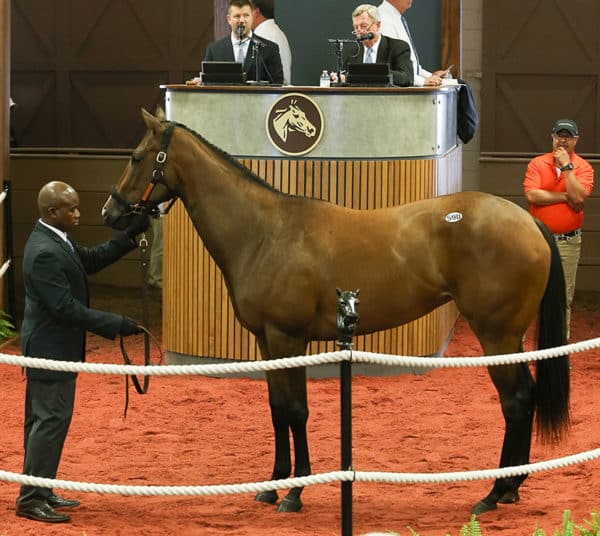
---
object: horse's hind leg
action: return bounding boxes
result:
[472,360,535,515]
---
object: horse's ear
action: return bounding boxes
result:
[141,107,162,135]
[336,288,342,296]
[155,106,166,121]
[355,289,360,295]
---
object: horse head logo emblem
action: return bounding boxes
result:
[273,99,316,142]
[266,93,324,156]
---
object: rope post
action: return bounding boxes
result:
[139,232,150,352]
[2,181,15,320]
[336,289,360,536]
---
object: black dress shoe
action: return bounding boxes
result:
[16,502,70,523]
[48,493,81,508]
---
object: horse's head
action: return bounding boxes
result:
[336,288,361,338]
[102,107,178,230]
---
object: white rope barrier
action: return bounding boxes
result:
[2,447,600,496]
[2,336,600,499]
[1,335,600,376]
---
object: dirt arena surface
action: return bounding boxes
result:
[0,286,599,535]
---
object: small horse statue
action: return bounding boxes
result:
[336,288,360,349]
[102,108,569,516]
[272,99,316,142]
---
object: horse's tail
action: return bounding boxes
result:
[534,218,570,444]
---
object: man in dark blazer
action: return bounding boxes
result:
[16,181,148,523]
[341,3,413,87]
[204,0,284,84]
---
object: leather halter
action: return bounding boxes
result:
[110,121,177,219]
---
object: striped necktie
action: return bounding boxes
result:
[365,47,375,64]
[401,15,420,74]
[65,238,74,252]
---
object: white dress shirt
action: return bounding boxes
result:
[39,218,73,250]
[378,0,431,86]
[254,18,292,85]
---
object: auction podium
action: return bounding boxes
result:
[162,84,461,363]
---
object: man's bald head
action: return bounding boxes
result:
[38,181,80,232]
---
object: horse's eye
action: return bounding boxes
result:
[131,154,142,165]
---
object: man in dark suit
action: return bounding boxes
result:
[16,181,148,523]
[204,0,284,84]
[340,3,413,87]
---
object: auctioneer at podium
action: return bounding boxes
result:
[204,0,284,85]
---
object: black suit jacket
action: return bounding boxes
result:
[21,222,136,381]
[342,35,413,87]
[205,34,284,84]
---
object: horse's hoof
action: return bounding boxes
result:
[276,495,303,513]
[471,500,497,515]
[255,490,278,504]
[498,491,520,504]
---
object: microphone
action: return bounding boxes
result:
[356,32,375,42]
[237,22,245,40]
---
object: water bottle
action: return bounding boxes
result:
[320,70,331,88]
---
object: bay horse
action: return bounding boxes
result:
[102,108,569,516]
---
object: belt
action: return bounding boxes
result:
[554,228,581,241]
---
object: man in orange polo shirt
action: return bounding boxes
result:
[524,118,594,338]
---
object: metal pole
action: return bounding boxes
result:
[340,357,352,536]
[336,288,360,536]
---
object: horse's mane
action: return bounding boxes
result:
[166,120,285,195]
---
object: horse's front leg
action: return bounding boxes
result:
[472,363,535,515]
[278,366,310,513]
[255,367,310,512]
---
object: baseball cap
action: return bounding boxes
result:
[552,118,578,136]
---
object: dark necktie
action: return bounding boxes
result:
[65,238,74,252]
[401,15,420,75]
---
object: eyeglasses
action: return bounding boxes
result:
[351,21,376,35]
[552,133,577,141]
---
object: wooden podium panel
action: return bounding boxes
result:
[162,85,461,361]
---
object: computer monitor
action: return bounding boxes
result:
[200,61,247,85]
[346,63,392,86]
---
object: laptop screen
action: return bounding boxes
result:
[346,63,391,86]
[200,62,246,85]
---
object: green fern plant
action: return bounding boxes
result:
[459,515,483,536]
[0,310,16,342]
[574,511,600,536]
[531,510,596,536]
[558,510,576,536]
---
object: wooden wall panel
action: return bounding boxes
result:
[481,2,600,154]
[10,0,213,148]
[1,1,9,312]
[441,0,461,77]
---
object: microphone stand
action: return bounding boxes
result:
[247,38,270,86]
[327,38,355,86]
